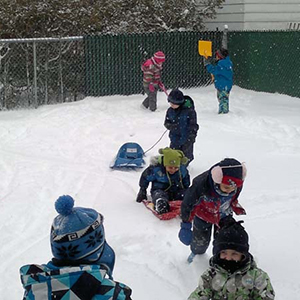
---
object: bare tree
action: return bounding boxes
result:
[0,0,225,38]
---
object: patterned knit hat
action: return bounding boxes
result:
[168,89,185,105]
[153,51,165,63]
[213,221,249,256]
[159,147,188,167]
[50,195,114,268]
[211,158,247,188]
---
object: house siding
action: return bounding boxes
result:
[202,0,300,31]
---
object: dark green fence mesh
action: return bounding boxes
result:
[2,30,299,110]
[84,31,223,96]
[228,31,300,98]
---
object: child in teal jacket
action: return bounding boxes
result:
[204,48,233,114]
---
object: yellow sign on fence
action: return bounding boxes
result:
[198,40,212,57]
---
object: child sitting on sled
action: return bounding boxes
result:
[188,219,275,300]
[20,195,132,300]
[136,147,190,214]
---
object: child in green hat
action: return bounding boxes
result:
[136,147,190,214]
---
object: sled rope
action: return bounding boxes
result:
[143,129,168,155]
[111,129,168,168]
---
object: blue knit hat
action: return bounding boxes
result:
[50,195,115,274]
[168,89,185,105]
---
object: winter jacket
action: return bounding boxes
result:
[206,56,233,92]
[139,156,190,194]
[181,168,245,225]
[20,262,132,300]
[164,96,199,149]
[141,57,163,88]
[188,255,275,300]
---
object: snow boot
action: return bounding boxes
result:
[155,199,170,214]
[187,252,196,264]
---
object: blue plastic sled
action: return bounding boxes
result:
[110,142,145,169]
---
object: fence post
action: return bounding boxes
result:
[59,39,64,103]
[222,25,228,50]
[33,41,38,108]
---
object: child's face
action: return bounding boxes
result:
[220,183,236,194]
[165,166,179,174]
[170,102,180,109]
[220,249,243,262]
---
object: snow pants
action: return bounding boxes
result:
[217,90,230,114]
[191,216,217,255]
[142,85,157,112]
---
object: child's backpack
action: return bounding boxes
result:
[110,142,145,169]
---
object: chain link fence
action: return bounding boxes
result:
[1,30,299,110]
[228,30,300,98]
[0,31,222,110]
[0,37,85,110]
[85,31,222,96]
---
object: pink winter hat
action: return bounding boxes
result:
[153,51,165,63]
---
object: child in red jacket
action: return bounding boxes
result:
[141,51,165,111]
[178,158,247,262]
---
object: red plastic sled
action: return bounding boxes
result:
[142,200,182,220]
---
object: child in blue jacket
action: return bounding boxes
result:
[20,195,132,300]
[204,48,233,114]
[136,147,190,214]
[164,89,199,164]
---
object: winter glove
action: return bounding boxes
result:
[149,83,155,93]
[203,56,211,67]
[164,121,177,131]
[158,82,166,92]
[136,188,147,203]
[178,222,193,246]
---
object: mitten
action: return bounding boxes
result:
[136,188,147,203]
[203,56,210,67]
[149,83,155,93]
[178,222,193,246]
[158,82,165,91]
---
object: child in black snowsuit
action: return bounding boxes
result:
[136,147,190,214]
[164,89,199,165]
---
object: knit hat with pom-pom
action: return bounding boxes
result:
[153,51,165,63]
[50,195,115,271]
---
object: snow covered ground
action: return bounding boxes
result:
[0,85,299,300]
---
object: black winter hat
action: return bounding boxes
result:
[211,158,246,188]
[216,48,229,59]
[213,221,249,256]
[168,89,185,105]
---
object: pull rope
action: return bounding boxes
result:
[142,129,168,155]
[111,129,168,169]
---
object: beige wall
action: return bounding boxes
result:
[202,0,300,31]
